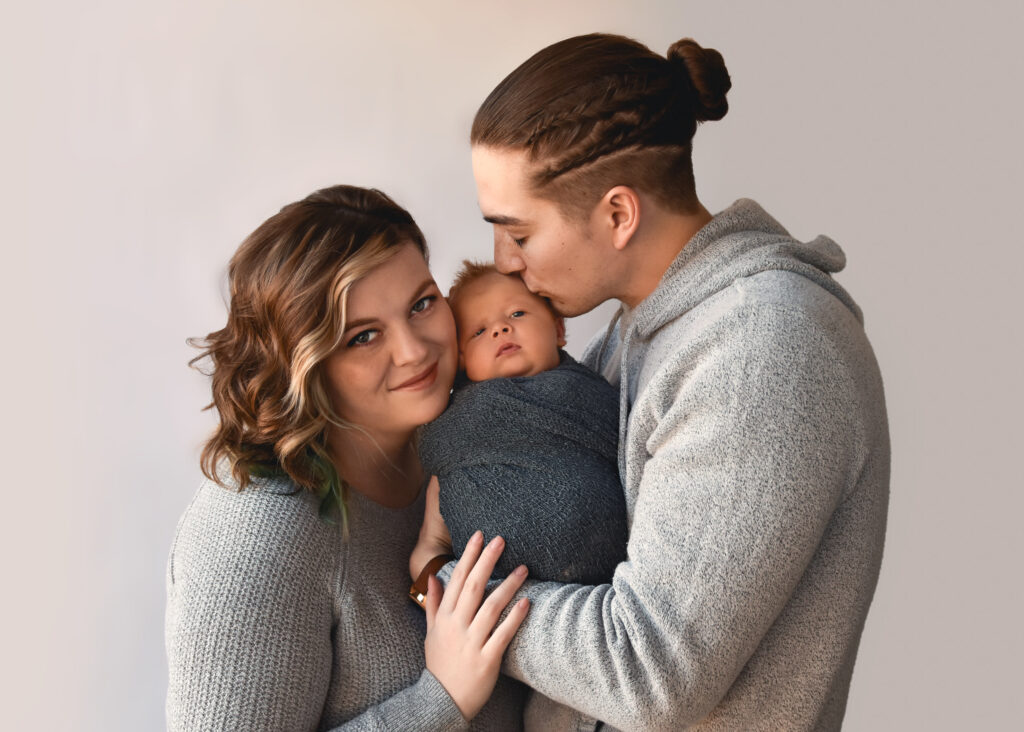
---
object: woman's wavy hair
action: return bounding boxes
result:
[471,33,732,219]
[189,185,427,520]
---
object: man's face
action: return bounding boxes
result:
[471,145,620,317]
[453,271,565,382]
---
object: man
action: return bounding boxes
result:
[418,33,889,730]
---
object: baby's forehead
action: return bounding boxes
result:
[453,275,538,319]
[452,288,513,319]
[463,274,528,299]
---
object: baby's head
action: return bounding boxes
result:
[448,261,566,382]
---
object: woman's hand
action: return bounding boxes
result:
[424,530,530,721]
[410,475,453,579]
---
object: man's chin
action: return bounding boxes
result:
[549,300,587,318]
[542,295,574,318]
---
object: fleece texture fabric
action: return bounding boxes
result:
[418,352,627,583]
[442,198,889,731]
[166,476,526,730]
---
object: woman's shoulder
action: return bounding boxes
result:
[168,473,341,593]
[181,473,334,540]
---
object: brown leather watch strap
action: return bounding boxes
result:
[408,554,455,609]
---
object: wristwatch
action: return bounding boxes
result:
[408,554,454,609]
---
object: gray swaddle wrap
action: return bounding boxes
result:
[418,352,627,583]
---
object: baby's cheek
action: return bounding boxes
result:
[463,348,490,382]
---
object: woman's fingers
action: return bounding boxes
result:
[439,530,483,614]
[470,563,528,640]
[423,539,530,721]
[454,535,506,626]
[483,596,530,657]
[425,575,522,721]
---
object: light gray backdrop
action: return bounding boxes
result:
[2,1,1021,729]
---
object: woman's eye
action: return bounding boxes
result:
[348,329,379,347]
[512,236,527,247]
[411,295,436,314]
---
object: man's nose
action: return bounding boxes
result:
[494,238,525,274]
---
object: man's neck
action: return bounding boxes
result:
[619,203,713,308]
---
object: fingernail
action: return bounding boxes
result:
[490,535,505,551]
[471,530,483,544]
[514,565,527,577]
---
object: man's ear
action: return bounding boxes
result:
[595,185,641,251]
[555,317,567,348]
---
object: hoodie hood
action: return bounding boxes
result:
[632,199,861,339]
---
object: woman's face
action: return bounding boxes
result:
[471,145,620,318]
[323,243,457,444]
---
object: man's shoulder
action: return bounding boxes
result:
[631,270,875,409]
[647,270,862,351]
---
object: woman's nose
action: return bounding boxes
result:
[392,324,429,365]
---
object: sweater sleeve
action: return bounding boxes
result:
[328,670,468,731]
[483,305,866,729]
[165,483,468,732]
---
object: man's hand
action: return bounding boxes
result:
[410,476,453,579]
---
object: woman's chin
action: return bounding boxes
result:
[416,382,455,426]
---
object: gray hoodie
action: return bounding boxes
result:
[471,198,890,731]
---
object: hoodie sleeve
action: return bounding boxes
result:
[490,303,867,729]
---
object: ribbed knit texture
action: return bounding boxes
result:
[448,199,890,731]
[418,352,627,583]
[166,475,526,730]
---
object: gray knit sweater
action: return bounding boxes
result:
[165,475,526,730]
[444,199,889,731]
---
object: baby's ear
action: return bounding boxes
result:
[555,317,567,348]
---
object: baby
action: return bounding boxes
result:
[417,261,627,583]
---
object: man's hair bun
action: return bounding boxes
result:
[667,38,731,122]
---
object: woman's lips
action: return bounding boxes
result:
[496,343,521,357]
[392,363,438,391]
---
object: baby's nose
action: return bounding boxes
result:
[491,325,511,337]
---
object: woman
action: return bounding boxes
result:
[166,185,529,730]
[419,33,888,730]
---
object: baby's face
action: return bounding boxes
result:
[453,272,565,381]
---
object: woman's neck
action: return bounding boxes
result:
[328,427,423,509]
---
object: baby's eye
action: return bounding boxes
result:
[510,310,525,318]
[472,327,485,337]
[411,295,436,314]
[348,329,380,347]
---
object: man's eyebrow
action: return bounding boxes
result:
[483,214,527,226]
